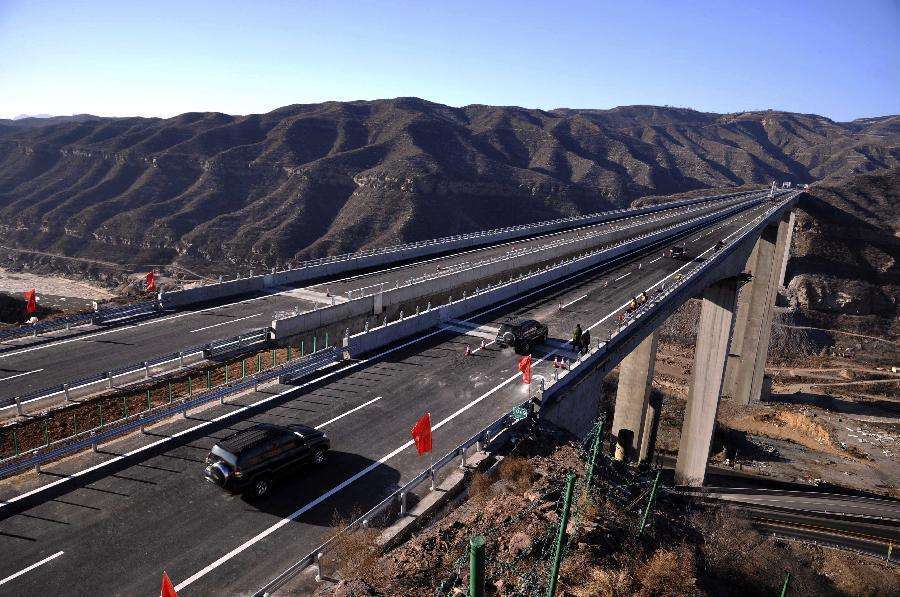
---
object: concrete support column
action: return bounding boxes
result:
[776,211,796,288]
[639,391,663,465]
[724,212,792,404]
[611,331,659,462]
[675,278,738,487]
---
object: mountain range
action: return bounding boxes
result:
[0,99,897,276]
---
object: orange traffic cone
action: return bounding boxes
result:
[465,344,471,356]
[480,338,486,349]
[553,356,559,368]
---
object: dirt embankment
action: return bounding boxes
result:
[308,431,898,597]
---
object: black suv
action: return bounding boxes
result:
[495,319,548,354]
[204,423,330,498]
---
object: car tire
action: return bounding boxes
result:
[312,450,327,465]
[253,475,272,498]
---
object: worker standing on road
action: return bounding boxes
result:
[572,324,582,350]
[581,329,591,354]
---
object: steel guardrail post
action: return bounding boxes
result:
[469,535,485,597]
[546,472,576,597]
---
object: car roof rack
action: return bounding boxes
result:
[219,424,283,453]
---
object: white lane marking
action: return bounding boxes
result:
[649,257,661,264]
[0,551,64,586]
[560,294,588,310]
[0,203,763,508]
[0,369,43,382]
[0,294,283,359]
[169,205,764,590]
[585,206,767,334]
[189,313,263,333]
[614,273,631,281]
[310,199,712,290]
[315,396,383,429]
[174,350,554,591]
[0,202,694,360]
[0,204,765,591]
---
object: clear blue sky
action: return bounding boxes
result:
[1,0,897,121]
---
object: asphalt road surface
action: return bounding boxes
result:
[0,194,755,405]
[0,203,770,595]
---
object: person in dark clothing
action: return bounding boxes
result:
[581,329,591,354]
[572,324,582,350]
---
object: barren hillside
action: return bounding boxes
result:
[0,100,896,277]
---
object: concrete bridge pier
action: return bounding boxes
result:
[675,277,739,487]
[639,391,663,465]
[723,211,793,405]
[611,330,659,462]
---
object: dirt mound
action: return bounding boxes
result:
[311,429,897,597]
[723,408,847,458]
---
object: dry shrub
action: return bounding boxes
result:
[497,457,532,493]
[819,549,900,596]
[576,491,600,523]
[634,546,698,597]
[325,512,381,582]
[468,471,495,503]
[575,566,634,597]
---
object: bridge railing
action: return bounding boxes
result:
[0,347,342,481]
[253,398,531,597]
[2,327,271,414]
[160,189,763,309]
[0,299,162,344]
[539,193,798,403]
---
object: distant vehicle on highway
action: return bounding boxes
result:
[666,245,687,259]
[204,423,329,498]
[495,319,548,354]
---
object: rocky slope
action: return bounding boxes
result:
[787,168,898,319]
[0,100,896,277]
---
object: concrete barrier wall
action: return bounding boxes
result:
[271,296,374,340]
[346,310,442,356]
[376,196,748,316]
[160,277,265,309]
[159,190,761,310]
[342,198,765,358]
[535,195,799,434]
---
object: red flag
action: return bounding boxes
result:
[518,355,532,384]
[145,271,157,292]
[411,412,432,455]
[24,289,37,314]
[160,571,178,597]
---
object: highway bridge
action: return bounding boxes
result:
[2,187,876,596]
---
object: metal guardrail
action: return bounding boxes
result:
[255,193,794,595]
[276,189,758,267]
[190,189,762,299]
[538,192,799,402]
[2,327,271,411]
[0,299,161,343]
[254,399,530,596]
[0,190,763,343]
[0,347,342,481]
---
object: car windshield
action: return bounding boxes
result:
[498,324,514,335]
[210,445,237,467]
